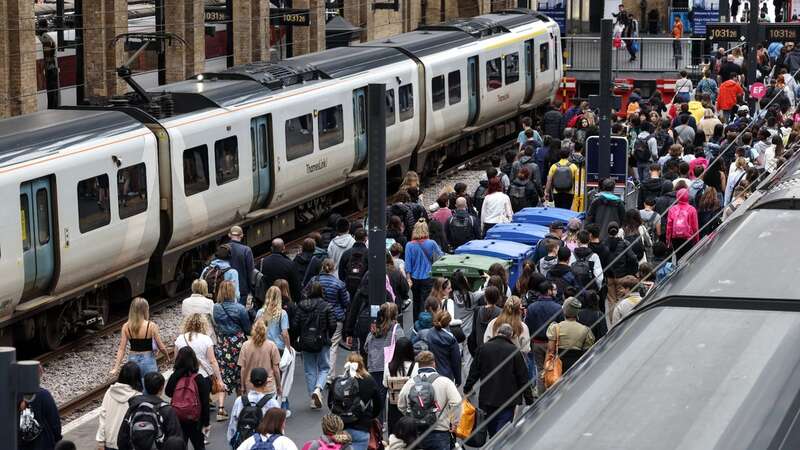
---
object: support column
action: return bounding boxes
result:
[251,0,269,61]
[165,0,187,83]
[104,0,127,95]
[232,0,253,65]
[1,0,37,116]
[367,4,404,40]
[184,0,206,77]
[83,0,126,101]
[344,0,363,38]
[406,0,421,31]
[293,0,325,55]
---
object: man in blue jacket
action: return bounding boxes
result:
[525,280,564,395]
[227,226,254,305]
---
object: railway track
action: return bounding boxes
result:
[54,140,513,418]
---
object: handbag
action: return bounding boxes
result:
[367,418,385,450]
[383,324,399,365]
[463,406,488,447]
[454,399,476,439]
[279,347,295,371]
[211,375,226,395]
[543,324,563,389]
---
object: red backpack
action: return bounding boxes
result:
[171,373,201,422]
[671,207,692,239]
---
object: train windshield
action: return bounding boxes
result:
[499,306,800,450]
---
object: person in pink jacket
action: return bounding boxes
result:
[666,188,699,260]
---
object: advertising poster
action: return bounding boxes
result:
[692,0,720,35]
[537,0,566,34]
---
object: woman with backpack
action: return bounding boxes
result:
[365,303,403,417]
[96,362,141,450]
[109,297,170,390]
[302,414,353,450]
[236,408,297,450]
[666,188,699,260]
[404,221,443,322]
[418,310,462,386]
[175,313,225,425]
[328,353,382,450]
[384,338,417,435]
[214,280,252,420]
[166,347,211,450]
[507,167,542,212]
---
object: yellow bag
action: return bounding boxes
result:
[542,324,563,389]
[454,399,476,439]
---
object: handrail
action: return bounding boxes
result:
[563,36,706,42]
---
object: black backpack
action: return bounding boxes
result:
[344,251,367,295]
[330,374,369,425]
[447,214,476,249]
[127,400,166,450]
[633,136,652,163]
[473,183,488,213]
[570,253,595,291]
[552,162,574,192]
[300,304,325,352]
[408,373,441,429]
[508,182,529,212]
[232,395,273,448]
[203,265,230,299]
[500,162,514,180]
[390,203,415,235]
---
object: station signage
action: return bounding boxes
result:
[706,23,743,41]
[270,8,310,26]
[765,24,800,41]
[204,8,229,23]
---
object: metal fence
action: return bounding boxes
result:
[563,37,705,73]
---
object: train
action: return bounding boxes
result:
[0,9,563,349]
[483,151,800,448]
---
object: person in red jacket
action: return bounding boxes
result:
[666,188,699,260]
[716,79,745,121]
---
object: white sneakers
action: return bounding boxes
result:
[311,387,323,409]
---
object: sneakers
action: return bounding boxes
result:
[311,387,323,409]
[402,299,412,311]
[216,408,229,422]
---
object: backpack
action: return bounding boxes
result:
[344,251,367,295]
[300,305,325,352]
[473,183,488,212]
[704,141,721,161]
[633,136,652,163]
[654,130,673,157]
[330,374,369,425]
[447,214,475,249]
[390,203,415,235]
[570,253,595,291]
[671,207,693,239]
[203,265,230,299]
[641,211,659,242]
[171,374,201,422]
[232,395,273,448]
[127,400,166,450]
[552,162,574,192]
[407,373,441,429]
[508,182,529,212]
[251,434,280,450]
[500,162,514,180]
[303,437,348,450]
[18,404,42,443]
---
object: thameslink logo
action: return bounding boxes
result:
[306,158,328,173]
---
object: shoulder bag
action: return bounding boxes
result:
[542,323,563,389]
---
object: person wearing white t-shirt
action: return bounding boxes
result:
[182,280,215,331]
[234,405,296,450]
[174,313,225,422]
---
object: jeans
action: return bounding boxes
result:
[484,406,515,437]
[637,163,651,183]
[526,352,538,381]
[346,428,370,450]
[420,430,452,450]
[129,352,158,393]
[327,322,344,382]
[303,347,331,395]
[532,341,548,395]
[552,192,574,210]
[411,278,433,322]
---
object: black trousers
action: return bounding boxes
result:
[180,420,206,449]
[552,192,574,210]
[411,278,433,322]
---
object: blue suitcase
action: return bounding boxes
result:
[454,239,535,288]
[484,222,551,246]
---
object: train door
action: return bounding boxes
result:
[352,87,368,170]
[467,56,480,126]
[524,39,535,103]
[250,113,274,210]
[20,177,55,299]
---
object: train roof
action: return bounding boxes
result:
[0,109,144,168]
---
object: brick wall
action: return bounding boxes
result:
[1,0,37,116]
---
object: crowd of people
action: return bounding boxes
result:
[19,37,800,450]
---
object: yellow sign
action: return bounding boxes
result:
[20,209,27,243]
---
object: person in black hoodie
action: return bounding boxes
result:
[585,178,626,240]
[577,290,607,340]
[603,221,643,328]
[165,347,210,449]
[345,271,395,356]
[508,167,542,212]
[294,282,338,409]
[654,180,677,242]
[258,239,302,309]
[638,163,664,209]
[337,228,369,299]
[546,247,579,301]
[117,372,183,450]
[18,385,61,450]
[542,100,565,140]
[293,238,316,286]
[318,214,341,250]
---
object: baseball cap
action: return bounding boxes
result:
[738,105,750,113]
[549,220,566,231]
[229,225,243,237]
[250,367,268,387]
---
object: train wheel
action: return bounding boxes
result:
[38,307,68,350]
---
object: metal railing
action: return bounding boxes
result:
[563,36,706,73]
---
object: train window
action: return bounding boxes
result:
[183,145,210,196]
[118,163,148,219]
[448,71,461,105]
[285,114,314,161]
[36,189,50,245]
[505,52,520,84]
[214,137,239,185]
[486,58,502,91]
[399,84,414,121]
[385,89,396,126]
[77,174,111,233]
[540,42,550,72]
[432,75,446,111]
[20,195,30,251]
[318,105,344,150]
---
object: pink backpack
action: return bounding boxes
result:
[171,373,201,422]
[302,437,343,450]
[672,207,692,239]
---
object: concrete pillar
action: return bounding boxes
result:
[164,0,187,83]
[251,0,269,61]
[232,0,253,65]
[344,0,363,37]
[293,0,325,55]
[83,0,126,100]
[406,0,422,31]
[0,0,37,116]
[104,0,126,95]
[184,0,206,77]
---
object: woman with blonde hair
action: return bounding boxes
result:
[238,319,282,400]
[175,313,225,422]
[109,297,169,390]
[398,171,420,194]
[182,279,215,341]
[302,414,353,450]
[256,286,292,354]
[213,280,251,416]
[327,353,382,450]
[484,296,530,353]
[404,220,443,322]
